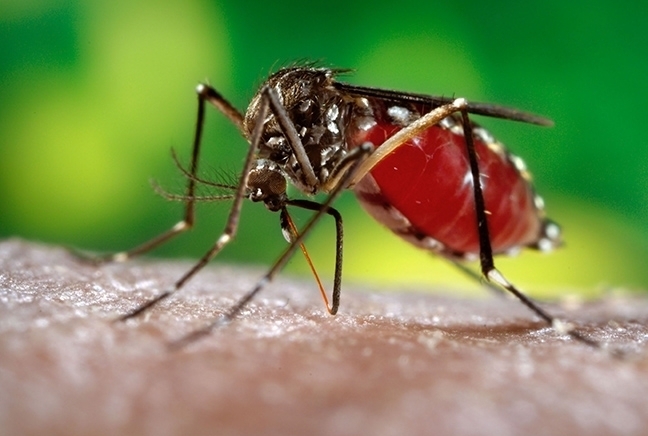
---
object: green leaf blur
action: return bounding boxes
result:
[1,0,646,296]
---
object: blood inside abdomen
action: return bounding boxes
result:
[351,123,542,256]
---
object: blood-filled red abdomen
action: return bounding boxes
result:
[350,121,542,256]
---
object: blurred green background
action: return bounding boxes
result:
[1,0,647,297]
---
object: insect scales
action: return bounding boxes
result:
[89,65,597,348]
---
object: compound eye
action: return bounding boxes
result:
[247,164,287,204]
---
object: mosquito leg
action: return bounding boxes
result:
[459,109,598,348]
[74,84,245,265]
[287,199,344,315]
[348,98,468,186]
[120,89,268,321]
[169,144,373,348]
[263,87,318,189]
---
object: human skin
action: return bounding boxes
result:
[1,239,647,436]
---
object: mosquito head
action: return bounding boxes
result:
[247,159,288,212]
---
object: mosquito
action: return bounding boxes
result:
[84,65,597,348]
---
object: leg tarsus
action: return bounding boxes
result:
[459,108,599,349]
[118,290,173,321]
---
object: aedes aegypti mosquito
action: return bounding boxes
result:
[83,65,598,348]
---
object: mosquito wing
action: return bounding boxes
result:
[333,82,553,127]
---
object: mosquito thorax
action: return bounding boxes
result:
[244,67,353,195]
